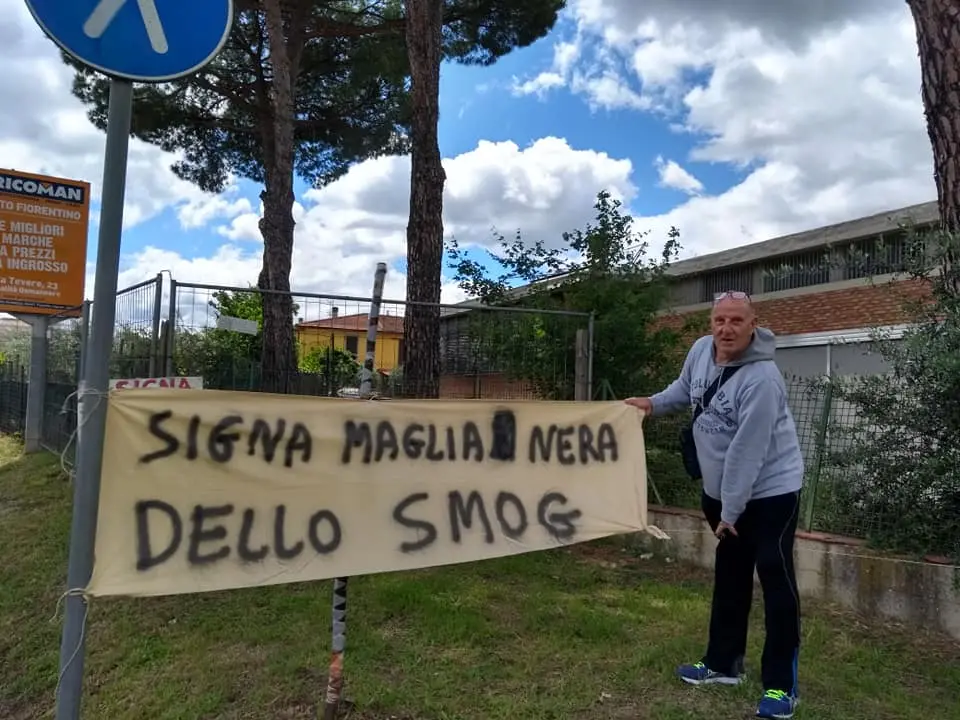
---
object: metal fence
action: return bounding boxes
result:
[0,359,26,435]
[642,374,959,560]
[3,270,955,560]
[41,304,87,461]
[0,274,164,464]
[167,281,592,401]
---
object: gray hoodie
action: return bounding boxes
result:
[649,328,804,525]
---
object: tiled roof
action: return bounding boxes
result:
[296,313,405,334]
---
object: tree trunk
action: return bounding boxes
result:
[258,0,299,393]
[402,0,446,398]
[908,0,960,293]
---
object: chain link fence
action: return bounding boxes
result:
[0,275,164,463]
[0,358,26,435]
[167,282,592,401]
[642,373,959,560]
[4,270,955,560]
[41,305,86,460]
[0,316,29,435]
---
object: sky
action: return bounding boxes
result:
[0,0,938,317]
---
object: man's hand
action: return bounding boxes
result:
[624,397,652,414]
[715,521,738,538]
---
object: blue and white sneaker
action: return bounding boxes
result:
[676,660,745,686]
[756,689,798,718]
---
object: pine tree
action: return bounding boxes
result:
[908,0,960,293]
[65,0,564,392]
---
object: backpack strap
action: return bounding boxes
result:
[692,365,743,423]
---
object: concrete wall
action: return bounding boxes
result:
[630,505,960,641]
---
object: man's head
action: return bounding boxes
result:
[711,291,757,359]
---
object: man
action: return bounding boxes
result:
[626,291,804,720]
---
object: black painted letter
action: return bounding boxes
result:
[556,426,576,466]
[273,505,304,559]
[448,490,494,543]
[537,492,582,541]
[494,491,528,539]
[135,500,182,570]
[285,423,313,467]
[248,419,286,462]
[139,411,179,464]
[596,423,619,461]
[462,421,484,461]
[238,508,269,562]
[342,421,372,464]
[208,415,243,462]
[402,424,425,459]
[308,510,342,554]
[392,493,437,552]
[187,504,233,565]
[375,421,399,461]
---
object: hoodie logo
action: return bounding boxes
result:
[695,383,738,435]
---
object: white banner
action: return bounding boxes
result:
[90,389,656,597]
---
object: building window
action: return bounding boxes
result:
[842,233,910,280]
[700,267,754,303]
[345,335,359,356]
[398,339,406,365]
[761,249,832,293]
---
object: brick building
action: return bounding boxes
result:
[436,200,939,397]
[659,201,938,378]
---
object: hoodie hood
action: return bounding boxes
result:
[723,326,777,366]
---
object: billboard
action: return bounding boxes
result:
[0,168,91,317]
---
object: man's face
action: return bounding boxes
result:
[711,295,757,357]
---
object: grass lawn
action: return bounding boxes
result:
[1,435,958,720]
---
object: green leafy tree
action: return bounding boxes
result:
[0,326,30,367]
[66,0,564,395]
[446,190,683,399]
[173,289,299,390]
[821,226,960,560]
[299,345,361,392]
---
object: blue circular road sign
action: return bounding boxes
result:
[24,0,235,83]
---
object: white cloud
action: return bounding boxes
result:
[3,6,637,318]
[4,0,940,329]
[177,188,253,231]
[106,136,638,316]
[511,0,936,258]
[655,156,704,195]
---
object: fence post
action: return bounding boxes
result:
[149,273,163,376]
[165,278,177,376]
[586,313,595,401]
[574,328,589,401]
[323,262,387,720]
[17,315,49,453]
[78,302,91,384]
[802,379,834,531]
[358,263,387,398]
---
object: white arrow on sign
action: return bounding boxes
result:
[83,0,169,54]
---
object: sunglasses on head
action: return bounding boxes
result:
[713,290,752,305]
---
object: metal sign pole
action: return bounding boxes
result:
[20,1,234,715]
[55,78,133,720]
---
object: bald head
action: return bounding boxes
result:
[711,292,757,362]
[712,294,756,319]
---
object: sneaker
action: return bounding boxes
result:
[756,689,798,718]
[676,660,745,686]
